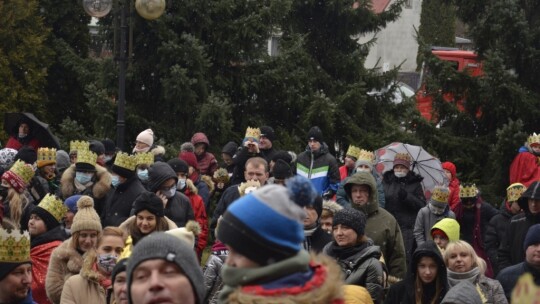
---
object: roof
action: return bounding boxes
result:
[372,0,391,14]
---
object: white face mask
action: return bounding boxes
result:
[356,167,371,173]
[163,186,177,198]
[394,171,407,178]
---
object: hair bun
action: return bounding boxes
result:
[76,196,94,209]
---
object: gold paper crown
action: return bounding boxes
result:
[346,145,362,159]
[527,132,540,146]
[459,183,478,198]
[244,127,261,141]
[507,183,526,202]
[431,186,450,203]
[238,180,261,196]
[37,148,57,168]
[69,140,90,153]
[76,150,97,166]
[213,168,230,184]
[511,273,540,303]
[38,194,68,223]
[9,160,35,184]
[394,153,412,162]
[135,152,154,165]
[0,229,30,263]
[114,153,137,171]
[357,149,375,162]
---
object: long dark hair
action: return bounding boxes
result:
[129,216,169,245]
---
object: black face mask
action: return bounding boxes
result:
[0,186,9,200]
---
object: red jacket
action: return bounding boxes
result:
[5,136,40,151]
[185,183,208,257]
[31,240,62,304]
[339,165,354,181]
[442,162,461,212]
[509,151,540,187]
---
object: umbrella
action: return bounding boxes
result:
[4,112,61,149]
[375,142,448,198]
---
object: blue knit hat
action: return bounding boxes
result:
[524,223,540,250]
[64,195,82,213]
[218,184,308,265]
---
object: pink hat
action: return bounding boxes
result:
[136,129,154,146]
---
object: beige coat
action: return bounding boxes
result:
[45,238,84,304]
[60,258,107,304]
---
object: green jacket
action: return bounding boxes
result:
[345,172,407,279]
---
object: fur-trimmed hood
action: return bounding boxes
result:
[60,164,112,199]
[118,215,178,233]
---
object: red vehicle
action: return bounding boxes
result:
[416,49,483,121]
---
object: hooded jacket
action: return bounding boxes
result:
[442,162,460,212]
[45,238,84,304]
[382,170,426,261]
[498,181,540,270]
[413,204,455,247]
[296,143,340,196]
[191,132,218,176]
[430,218,460,243]
[101,175,146,227]
[336,170,386,208]
[344,172,407,280]
[385,240,449,304]
[182,179,208,258]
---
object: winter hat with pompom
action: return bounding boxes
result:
[218,184,308,265]
[70,195,103,234]
[286,175,320,215]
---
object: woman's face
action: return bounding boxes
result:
[417,256,438,284]
[447,248,474,273]
[136,210,157,234]
[28,214,47,237]
[96,235,125,257]
[78,230,99,252]
[332,224,358,247]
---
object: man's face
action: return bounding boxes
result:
[113,272,128,304]
[244,163,268,185]
[0,263,32,304]
[225,245,260,268]
[529,199,540,215]
[344,156,356,169]
[259,136,272,150]
[350,184,370,207]
[308,140,321,152]
[18,123,29,136]
[303,206,318,228]
[320,216,333,233]
[130,259,196,304]
[526,243,540,267]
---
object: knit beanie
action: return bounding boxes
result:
[136,129,154,147]
[179,151,199,170]
[180,142,195,153]
[127,232,205,304]
[333,208,367,237]
[147,162,178,193]
[286,175,318,209]
[167,159,189,174]
[32,194,67,231]
[64,195,82,213]
[271,150,293,164]
[307,126,324,143]
[272,159,292,180]
[14,147,37,165]
[132,191,164,218]
[89,140,105,156]
[111,258,128,284]
[260,126,276,142]
[70,196,103,234]
[1,160,35,194]
[218,184,307,266]
[393,153,411,169]
[524,224,540,250]
[101,139,116,154]
[0,148,18,171]
[55,150,70,173]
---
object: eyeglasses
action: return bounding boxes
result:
[159,184,176,192]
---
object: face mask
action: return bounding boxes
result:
[111,175,120,187]
[104,155,113,163]
[163,187,177,198]
[356,167,371,173]
[177,178,186,190]
[97,253,117,274]
[75,172,93,184]
[394,171,407,178]
[429,201,446,215]
[137,169,149,181]
[18,133,27,139]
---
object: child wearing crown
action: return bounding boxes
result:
[509,132,540,187]
[413,186,456,248]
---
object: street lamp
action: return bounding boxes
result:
[82,0,166,151]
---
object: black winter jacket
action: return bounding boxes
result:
[496,262,540,301]
[303,225,333,253]
[101,176,146,227]
[485,202,517,275]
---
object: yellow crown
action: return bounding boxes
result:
[38,194,68,223]
[507,183,526,202]
[213,168,230,184]
[114,153,137,171]
[238,180,261,196]
[37,148,57,168]
[0,229,30,263]
[70,140,90,153]
[9,160,35,184]
[527,132,540,146]
[135,152,154,165]
[394,153,411,162]
[511,273,540,303]
[346,145,362,160]
[244,127,261,141]
[76,150,97,166]
[459,183,478,198]
[357,149,375,162]
[431,186,450,203]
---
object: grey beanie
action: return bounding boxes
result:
[127,232,205,304]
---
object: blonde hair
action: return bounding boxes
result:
[443,240,479,269]
[4,187,31,229]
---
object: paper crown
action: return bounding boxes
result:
[213,168,230,184]
[527,133,540,146]
[38,194,68,223]
[114,153,137,171]
[346,145,362,159]
[431,186,450,203]
[135,152,154,165]
[76,150,97,166]
[70,140,90,153]
[244,127,261,141]
[394,153,411,162]
[511,273,540,303]
[459,183,478,198]
[238,180,261,196]
[507,183,527,202]
[357,149,375,162]
[9,160,35,184]
[37,148,57,167]
[0,229,30,263]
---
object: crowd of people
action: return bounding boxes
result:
[1,118,540,304]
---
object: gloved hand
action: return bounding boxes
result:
[398,188,407,200]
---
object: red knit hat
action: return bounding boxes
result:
[431,228,448,240]
[179,152,198,170]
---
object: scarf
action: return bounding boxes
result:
[132,146,150,153]
[326,241,369,260]
[447,266,480,288]
[74,178,94,192]
[92,262,112,290]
